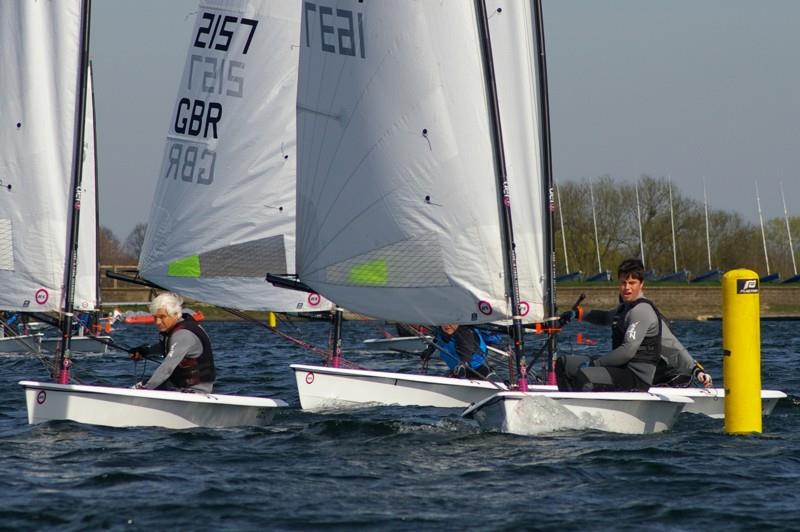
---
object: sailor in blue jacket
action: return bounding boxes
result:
[419,323,497,379]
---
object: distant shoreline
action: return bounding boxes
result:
[101,285,799,322]
[555,285,800,321]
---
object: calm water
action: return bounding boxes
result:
[1,318,798,531]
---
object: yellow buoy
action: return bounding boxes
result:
[267,311,277,328]
[722,269,762,434]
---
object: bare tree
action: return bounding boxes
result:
[553,175,788,278]
[123,223,148,261]
[99,226,135,264]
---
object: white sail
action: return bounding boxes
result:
[296,1,544,324]
[0,1,85,312]
[139,0,331,313]
[74,63,99,311]
[486,0,546,322]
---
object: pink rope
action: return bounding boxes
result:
[268,326,363,369]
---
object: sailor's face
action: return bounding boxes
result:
[441,323,459,335]
[153,309,179,332]
[618,275,644,303]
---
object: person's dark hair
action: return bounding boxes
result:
[617,258,645,281]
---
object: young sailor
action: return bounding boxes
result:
[555,258,710,392]
[130,292,216,393]
[419,323,497,379]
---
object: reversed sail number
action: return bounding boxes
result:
[304,2,365,59]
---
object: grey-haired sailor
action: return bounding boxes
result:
[130,292,216,393]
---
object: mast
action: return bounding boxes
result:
[755,181,771,274]
[635,181,645,268]
[780,181,797,275]
[556,183,569,274]
[329,307,343,368]
[590,182,603,273]
[474,0,526,389]
[57,0,92,383]
[702,177,712,271]
[668,178,678,273]
[532,0,556,317]
[530,0,558,382]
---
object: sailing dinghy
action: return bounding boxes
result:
[360,326,786,419]
[287,0,688,434]
[12,0,286,428]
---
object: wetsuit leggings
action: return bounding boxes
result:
[555,354,648,392]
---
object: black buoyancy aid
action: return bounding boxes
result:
[161,314,215,388]
[611,298,662,368]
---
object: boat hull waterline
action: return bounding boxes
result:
[20,381,287,429]
[291,364,784,419]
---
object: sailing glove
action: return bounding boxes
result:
[692,363,712,387]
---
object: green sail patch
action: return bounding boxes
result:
[349,259,387,286]
[168,255,201,277]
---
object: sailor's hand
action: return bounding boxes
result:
[129,351,144,362]
[451,364,469,378]
[696,371,712,388]
[692,363,712,387]
[131,382,144,389]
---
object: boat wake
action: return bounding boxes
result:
[507,396,599,435]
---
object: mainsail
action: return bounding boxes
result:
[74,63,100,312]
[486,0,547,322]
[295,1,545,324]
[139,0,330,313]
[0,1,85,313]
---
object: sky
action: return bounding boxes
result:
[90,0,800,243]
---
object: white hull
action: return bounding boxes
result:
[527,384,785,419]
[41,335,110,354]
[0,334,42,354]
[462,391,691,435]
[20,380,287,429]
[291,364,506,410]
[649,387,786,419]
[291,364,785,420]
[362,336,432,353]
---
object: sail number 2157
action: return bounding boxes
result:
[194,12,258,54]
[304,2,365,59]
